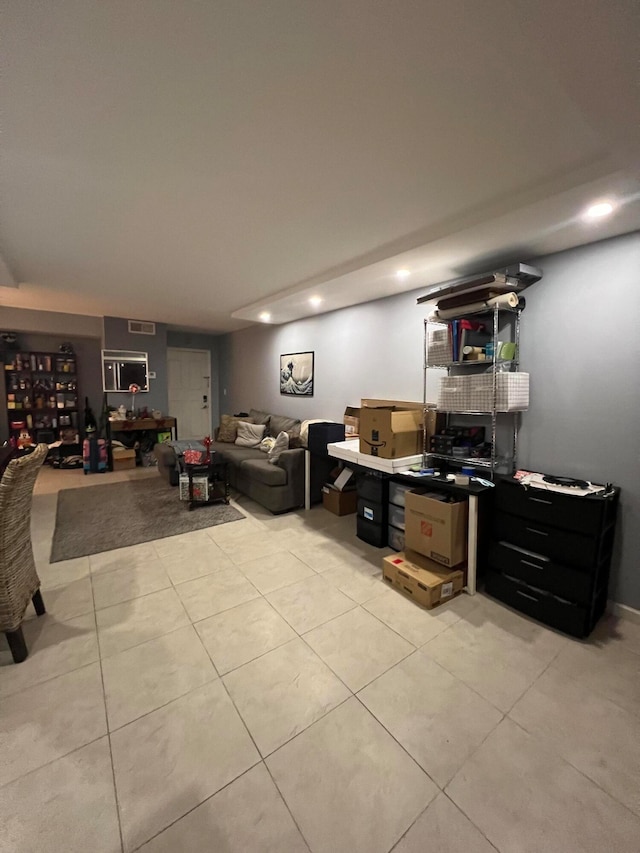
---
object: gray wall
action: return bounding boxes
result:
[219,231,640,609]
[166,331,221,433]
[218,290,430,422]
[0,306,103,338]
[103,316,169,415]
[519,232,640,609]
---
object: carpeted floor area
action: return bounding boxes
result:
[50,478,244,561]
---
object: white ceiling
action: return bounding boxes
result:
[1,0,639,332]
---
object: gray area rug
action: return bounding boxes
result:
[50,479,245,561]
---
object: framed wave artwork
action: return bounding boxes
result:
[280,351,314,396]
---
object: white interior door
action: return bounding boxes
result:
[167,348,211,439]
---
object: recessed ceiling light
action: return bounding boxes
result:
[583,200,615,220]
[258,312,271,322]
[309,296,323,307]
[395,269,411,281]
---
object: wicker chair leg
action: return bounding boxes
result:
[5,627,28,663]
[32,589,46,616]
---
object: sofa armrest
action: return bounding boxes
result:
[275,448,305,502]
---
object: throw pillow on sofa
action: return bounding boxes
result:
[218,414,254,443]
[259,436,276,453]
[235,422,266,447]
[268,430,289,463]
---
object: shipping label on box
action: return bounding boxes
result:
[359,404,423,459]
[404,491,468,567]
[382,551,464,609]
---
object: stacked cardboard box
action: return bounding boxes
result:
[343,406,360,437]
[382,488,468,609]
[358,399,425,459]
[382,551,465,609]
[404,490,468,568]
[322,465,357,516]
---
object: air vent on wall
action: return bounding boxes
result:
[128,320,156,336]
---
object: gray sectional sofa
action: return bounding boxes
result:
[154,409,305,514]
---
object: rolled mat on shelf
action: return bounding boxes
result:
[428,291,519,321]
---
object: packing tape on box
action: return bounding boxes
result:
[428,291,519,321]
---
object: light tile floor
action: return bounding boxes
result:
[1,466,640,852]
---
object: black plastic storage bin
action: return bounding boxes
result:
[357,515,388,548]
[356,471,389,504]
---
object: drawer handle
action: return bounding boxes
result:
[516,590,540,603]
[521,559,544,570]
[526,527,548,536]
[530,497,553,505]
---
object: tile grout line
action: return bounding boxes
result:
[203,607,354,764]
[438,716,510,842]
[262,760,314,853]
[101,636,219,734]
[417,615,565,717]
[127,760,264,853]
[441,790,502,853]
[192,579,357,762]
[181,570,317,850]
[299,621,417,695]
[505,713,640,822]
[0,689,109,792]
[0,620,102,701]
[89,568,126,853]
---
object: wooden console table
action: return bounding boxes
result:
[106,417,178,471]
[108,417,178,439]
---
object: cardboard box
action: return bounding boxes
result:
[343,406,360,437]
[404,490,468,567]
[322,485,358,516]
[359,401,423,459]
[333,466,355,491]
[112,448,136,471]
[382,551,465,609]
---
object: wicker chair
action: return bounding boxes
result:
[0,444,49,662]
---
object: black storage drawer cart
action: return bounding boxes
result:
[486,477,619,638]
[355,471,389,547]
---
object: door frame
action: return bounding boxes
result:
[167,347,212,435]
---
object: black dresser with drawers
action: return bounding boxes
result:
[486,477,619,638]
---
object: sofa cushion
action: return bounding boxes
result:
[240,458,287,486]
[269,414,301,438]
[249,408,271,427]
[218,414,254,443]
[235,422,265,447]
[212,444,262,465]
